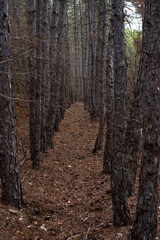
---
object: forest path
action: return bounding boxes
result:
[0,102,134,240]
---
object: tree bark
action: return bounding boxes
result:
[27,0,41,169]
[46,0,59,148]
[131,0,160,239]
[111,0,130,226]
[123,72,144,196]
[73,0,80,101]
[93,0,107,153]
[40,0,50,152]
[83,0,89,110]
[88,0,97,121]
[54,0,67,131]
[65,8,72,109]
[0,0,22,208]
[103,29,114,174]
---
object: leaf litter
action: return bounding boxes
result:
[0,102,159,240]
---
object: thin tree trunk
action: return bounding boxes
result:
[27,0,41,169]
[11,0,30,90]
[79,0,84,101]
[65,9,72,108]
[0,0,22,208]
[40,0,50,152]
[88,0,97,121]
[54,0,67,131]
[73,0,80,101]
[83,0,89,110]
[63,4,71,109]
[103,29,114,174]
[111,0,130,226]
[46,0,59,148]
[93,0,107,153]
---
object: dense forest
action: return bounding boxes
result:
[0,0,160,239]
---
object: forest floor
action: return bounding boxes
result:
[0,102,160,240]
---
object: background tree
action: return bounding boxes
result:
[132,0,145,18]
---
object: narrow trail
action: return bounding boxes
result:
[0,102,141,240]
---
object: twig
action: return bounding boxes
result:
[20,157,30,166]
[84,144,94,148]
[0,93,31,102]
[73,113,89,123]
[85,227,90,240]
[67,234,82,240]
[21,170,30,183]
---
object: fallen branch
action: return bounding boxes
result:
[20,157,30,166]
[73,113,89,123]
[67,234,82,240]
[21,170,30,183]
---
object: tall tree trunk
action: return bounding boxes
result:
[111,0,130,226]
[83,0,89,110]
[54,0,67,131]
[123,70,144,196]
[11,0,30,92]
[88,0,97,121]
[103,29,114,174]
[0,0,22,208]
[131,0,160,239]
[65,9,72,108]
[79,0,84,103]
[63,4,71,109]
[73,0,80,101]
[93,0,107,153]
[40,0,50,152]
[46,0,59,148]
[27,0,41,169]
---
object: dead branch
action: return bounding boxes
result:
[21,170,30,183]
[73,113,89,123]
[20,157,31,166]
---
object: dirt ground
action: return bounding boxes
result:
[0,102,159,240]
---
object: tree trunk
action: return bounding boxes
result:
[83,0,89,110]
[40,0,50,152]
[88,0,97,121]
[79,0,84,103]
[27,0,41,169]
[131,0,160,239]
[123,72,144,196]
[11,0,30,93]
[103,29,114,174]
[46,0,59,148]
[93,0,107,153]
[0,0,22,208]
[54,0,67,131]
[111,0,130,226]
[65,8,72,109]
[73,0,80,101]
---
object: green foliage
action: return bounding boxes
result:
[125,29,142,107]
[24,209,30,215]
[125,29,142,58]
